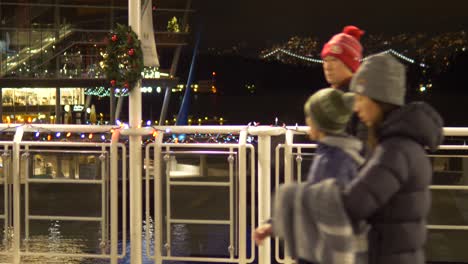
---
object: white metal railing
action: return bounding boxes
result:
[0,124,467,264]
[144,142,256,263]
[0,142,13,256]
[20,145,107,258]
[0,124,126,264]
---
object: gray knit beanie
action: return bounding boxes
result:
[304,88,355,134]
[350,53,406,106]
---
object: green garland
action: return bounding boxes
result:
[104,24,144,91]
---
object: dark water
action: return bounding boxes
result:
[111,88,468,127]
[0,182,248,264]
[2,156,468,263]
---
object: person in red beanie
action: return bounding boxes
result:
[321,25,365,90]
[321,26,368,153]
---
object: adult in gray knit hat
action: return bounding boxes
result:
[350,53,406,106]
[343,53,444,264]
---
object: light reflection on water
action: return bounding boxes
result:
[0,216,234,264]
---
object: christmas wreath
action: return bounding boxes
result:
[104,24,144,91]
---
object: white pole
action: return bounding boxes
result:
[110,130,120,264]
[238,130,247,264]
[283,130,295,264]
[153,132,164,264]
[257,135,271,264]
[129,0,143,263]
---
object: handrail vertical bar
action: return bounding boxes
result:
[145,144,152,258]
[2,147,9,248]
[274,144,281,263]
[164,147,172,257]
[257,133,271,264]
[154,132,164,264]
[238,130,247,264]
[107,147,111,253]
[120,142,128,258]
[283,130,295,264]
[23,146,30,251]
[284,130,294,184]
[228,149,234,259]
[110,130,119,264]
[12,126,24,264]
[248,144,257,263]
[100,149,107,254]
[296,148,303,182]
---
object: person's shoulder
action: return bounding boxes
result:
[372,137,420,167]
[380,136,421,152]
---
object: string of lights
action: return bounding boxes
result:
[262,48,324,63]
[262,48,427,68]
[0,118,309,144]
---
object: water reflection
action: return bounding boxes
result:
[0,216,232,264]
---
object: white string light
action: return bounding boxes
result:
[263,48,427,68]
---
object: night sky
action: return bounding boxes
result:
[192,0,468,49]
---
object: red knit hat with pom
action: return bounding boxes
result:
[321,25,365,72]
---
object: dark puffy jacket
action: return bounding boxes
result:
[343,102,444,264]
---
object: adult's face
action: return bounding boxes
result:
[322,56,353,88]
[353,94,383,127]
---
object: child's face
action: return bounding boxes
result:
[305,117,322,141]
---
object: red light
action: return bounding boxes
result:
[212,71,216,76]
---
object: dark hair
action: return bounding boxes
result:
[367,100,400,151]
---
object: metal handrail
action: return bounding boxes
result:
[1,124,468,264]
[144,139,256,264]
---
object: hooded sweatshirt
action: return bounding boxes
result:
[308,135,364,186]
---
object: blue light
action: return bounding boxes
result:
[101,135,106,141]
[34,132,40,138]
[56,132,61,138]
[146,120,151,126]
[80,133,85,139]
[178,134,186,141]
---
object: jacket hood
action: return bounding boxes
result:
[319,135,365,165]
[379,102,444,151]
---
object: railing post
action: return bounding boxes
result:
[284,130,294,184]
[154,131,164,264]
[110,129,120,264]
[283,129,295,264]
[12,126,24,264]
[257,133,271,264]
[238,130,248,264]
